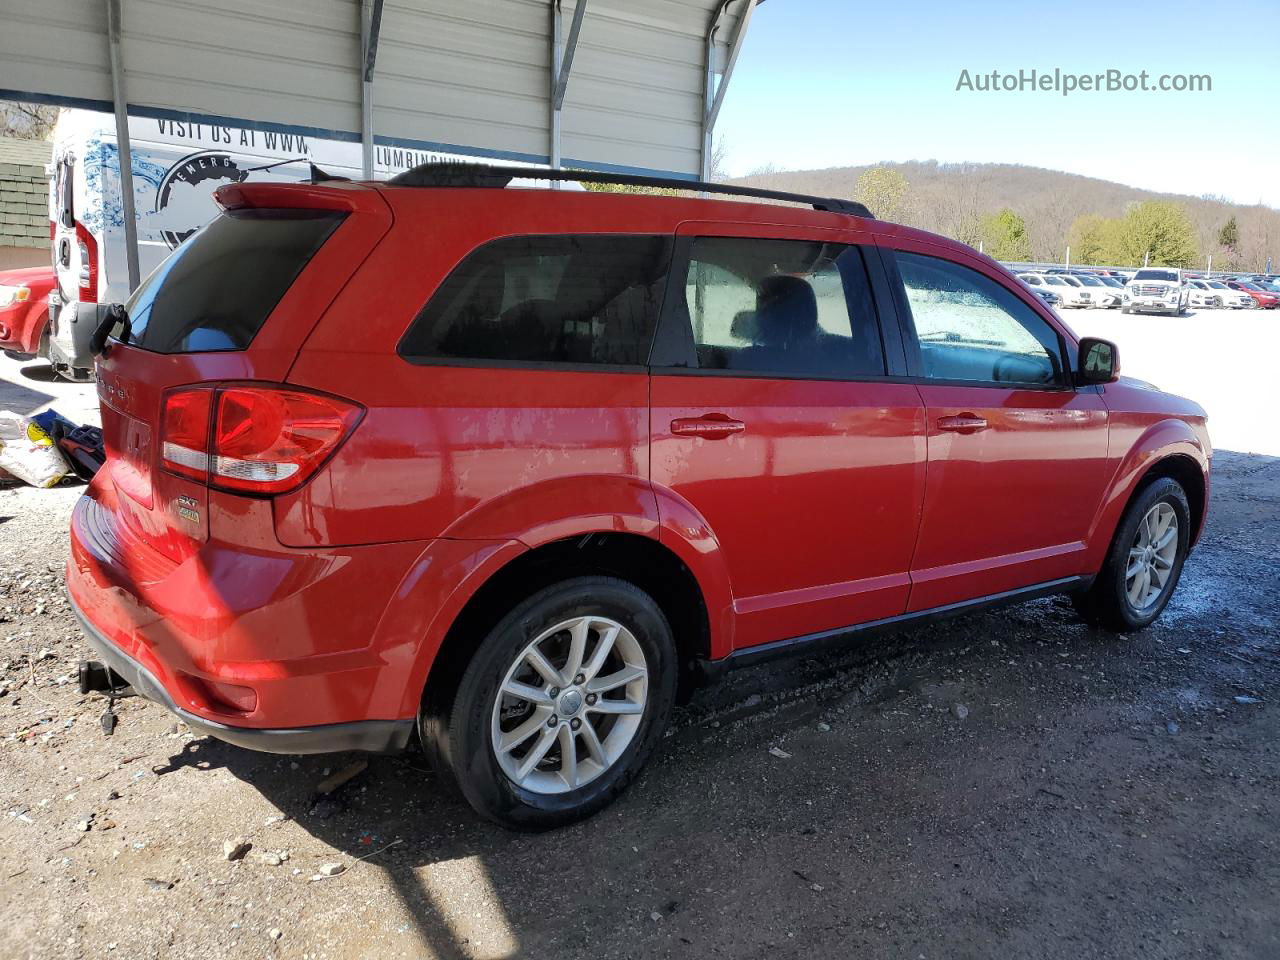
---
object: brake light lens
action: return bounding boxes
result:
[74,221,98,303]
[160,385,361,495]
[161,388,212,481]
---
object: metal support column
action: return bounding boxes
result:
[104,0,139,292]
[550,0,587,176]
[360,0,384,180]
[702,0,756,182]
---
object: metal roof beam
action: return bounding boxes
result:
[360,0,384,180]
[104,0,140,291]
[549,0,588,174]
[706,0,756,133]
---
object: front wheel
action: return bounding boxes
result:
[1074,477,1191,631]
[424,577,677,830]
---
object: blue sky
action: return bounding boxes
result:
[716,0,1280,207]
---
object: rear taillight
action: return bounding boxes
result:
[161,385,361,495]
[161,389,213,481]
[74,221,98,303]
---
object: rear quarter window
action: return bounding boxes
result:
[398,234,673,368]
[123,208,344,354]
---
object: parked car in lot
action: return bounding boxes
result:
[1068,272,1121,308]
[1123,268,1191,315]
[1222,279,1279,309]
[68,167,1211,828]
[1187,278,1253,309]
[1015,274,1061,307]
[1018,272,1092,307]
[0,266,57,360]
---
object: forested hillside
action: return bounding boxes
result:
[730,161,1277,269]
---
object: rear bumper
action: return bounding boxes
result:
[71,592,413,754]
[65,473,436,746]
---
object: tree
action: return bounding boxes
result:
[1067,214,1120,265]
[707,135,729,182]
[1112,201,1198,267]
[1217,215,1239,254]
[853,166,909,222]
[1,100,58,139]
[976,208,1032,261]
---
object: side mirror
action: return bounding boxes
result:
[1077,337,1119,385]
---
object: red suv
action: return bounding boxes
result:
[69,166,1210,828]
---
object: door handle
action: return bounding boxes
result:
[937,414,988,433]
[670,415,746,439]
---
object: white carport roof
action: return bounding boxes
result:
[0,0,758,182]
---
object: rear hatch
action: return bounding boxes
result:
[93,182,391,566]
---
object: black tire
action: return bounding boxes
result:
[1073,477,1191,632]
[1120,305,1131,314]
[422,576,677,830]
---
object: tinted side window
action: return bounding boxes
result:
[679,237,885,378]
[894,251,1064,387]
[125,208,344,354]
[399,235,672,367]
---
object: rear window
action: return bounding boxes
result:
[123,208,344,354]
[398,235,672,367]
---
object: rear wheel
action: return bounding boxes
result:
[1074,477,1191,631]
[422,576,677,830]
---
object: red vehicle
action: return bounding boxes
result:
[1222,280,1279,309]
[0,266,56,359]
[68,167,1211,828]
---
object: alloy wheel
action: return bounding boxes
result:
[1126,502,1179,611]
[490,615,648,795]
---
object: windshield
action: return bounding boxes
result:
[1207,281,1227,289]
[1059,276,1082,286]
[1042,276,1067,286]
[1076,275,1104,286]
[1100,277,1123,287]
[1235,281,1261,291]
[1133,269,1178,282]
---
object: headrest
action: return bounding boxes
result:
[755,275,818,346]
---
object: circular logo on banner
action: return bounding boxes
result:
[155,151,248,249]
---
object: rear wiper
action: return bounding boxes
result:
[89,303,131,358]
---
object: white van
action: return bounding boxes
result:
[47,110,543,379]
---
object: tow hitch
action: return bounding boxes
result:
[78,660,136,736]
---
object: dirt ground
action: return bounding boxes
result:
[1,323,1278,960]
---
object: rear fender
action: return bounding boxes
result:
[382,476,737,716]
[1085,418,1209,569]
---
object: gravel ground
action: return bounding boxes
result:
[0,317,1277,960]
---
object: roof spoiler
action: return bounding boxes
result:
[385,163,874,218]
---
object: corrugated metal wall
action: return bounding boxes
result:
[0,0,747,178]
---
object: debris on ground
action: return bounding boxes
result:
[222,837,252,861]
[768,746,791,759]
[314,759,368,795]
[0,411,71,488]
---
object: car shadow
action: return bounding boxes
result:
[150,592,1113,959]
[139,452,1273,958]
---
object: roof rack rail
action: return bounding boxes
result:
[384,163,874,219]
